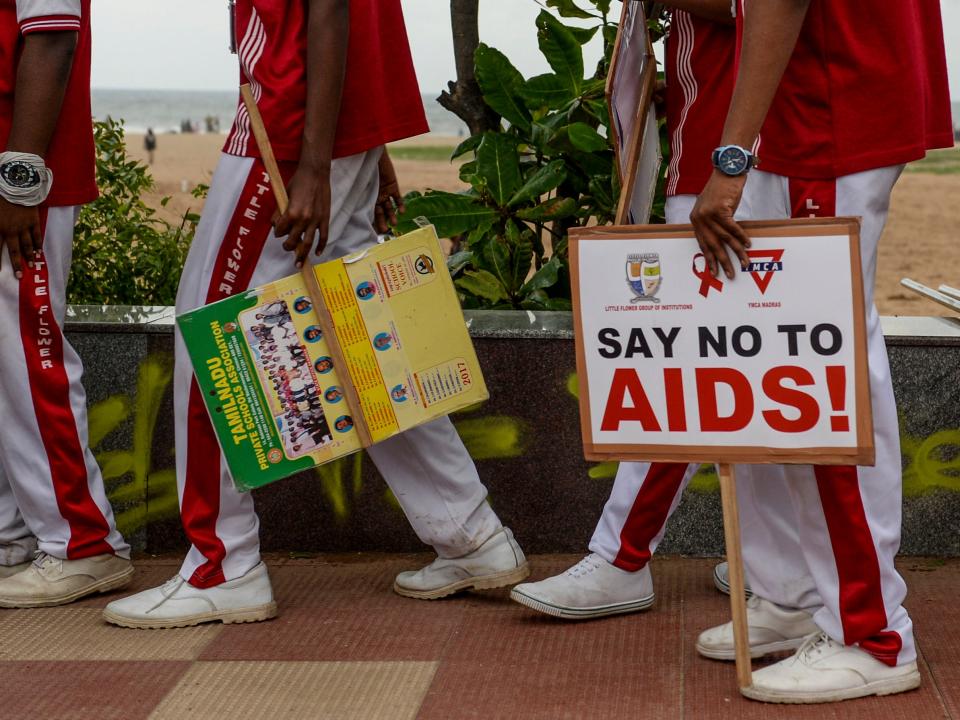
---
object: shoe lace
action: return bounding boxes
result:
[565,554,603,578]
[795,631,835,663]
[161,575,183,594]
[32,551,62,573]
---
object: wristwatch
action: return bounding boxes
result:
[711,145,756,177]
[0,160,42,190]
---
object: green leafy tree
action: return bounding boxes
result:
[401,0,668,311]
[68,118,203,306]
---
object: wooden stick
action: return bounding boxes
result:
[939,284,960,302]
[718,463,753,690]
[901,278,960,313]
[239,83,372,446]
[240,84,289,214]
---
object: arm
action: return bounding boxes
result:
[689,0,811,278]
[274,0,350,267]
[1,31,78,277]
[373,148,405,235]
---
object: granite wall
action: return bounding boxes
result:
[65,308,960,557]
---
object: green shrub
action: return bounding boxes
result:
[68,118,202,306]
[398,0,669,311]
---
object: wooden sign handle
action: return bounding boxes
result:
[239,83,372,447]
[718,463,753,690]
[240,84,289,215]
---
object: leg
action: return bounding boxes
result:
[561,194,709,570]
[0,207,132,606]
[0,466,37,572]
[589,461,699,570]
[731,168,918,702]
[314,148,526,595]
[787,167,914,663]
[174,154,277,587]
[105,154,292,627]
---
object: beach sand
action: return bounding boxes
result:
[125,132,959,317]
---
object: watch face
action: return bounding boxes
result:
[717,147,749,176]
[0,161,41,189]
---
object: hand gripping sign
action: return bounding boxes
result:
[570,218,874,466]
[571,218,874,691]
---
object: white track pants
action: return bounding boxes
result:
[589,195,709,571]
[174,150,502,587]
[0,206,129,562]
[590,170,914,666]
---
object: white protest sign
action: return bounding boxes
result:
[606,1,660,224]
[570,219,874,465]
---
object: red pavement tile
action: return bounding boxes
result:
[0,661,190,720]
[266,555,433,609]
[926,661,960,720]
[903,562,960,665]
[416,660,680,720]
[199,597,466,662]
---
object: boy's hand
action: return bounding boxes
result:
[275,164,331,268]
[689,170,751,279]
[375,151,404,235]
[0,198,42,278]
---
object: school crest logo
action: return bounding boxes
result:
[415,254,435,275]
[626,253,661,304]
[745,249,785,294]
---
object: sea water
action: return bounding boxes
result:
[91,88,469,138]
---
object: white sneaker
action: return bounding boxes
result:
[713,561,753,597]
[741,632,921,704]
[0,552,133,608]
[394,527,529,600]
[103,561,277,629]
[696,595,818,660]
[510,553,655,619]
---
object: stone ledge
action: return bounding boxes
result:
[63,307,960,557]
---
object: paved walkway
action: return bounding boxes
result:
[1,554,958,719]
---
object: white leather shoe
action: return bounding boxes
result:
[510,553,655,619]
[103,561,277,629]
[713,561,753,598]
[741,632,921,704]
[0,552,133,608]
[696,595,818,659]
[394,527,529,600]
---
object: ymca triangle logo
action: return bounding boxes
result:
[745,249,785,294]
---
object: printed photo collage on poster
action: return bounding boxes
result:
[237,277,357,461]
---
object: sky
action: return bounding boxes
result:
[90,0,960,99]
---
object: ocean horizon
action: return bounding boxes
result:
[91,88,469,138]
[91,89,960,141]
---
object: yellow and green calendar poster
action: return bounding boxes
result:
[177,226,488,491]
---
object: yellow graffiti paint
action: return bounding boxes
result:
[457,416,530,460]
[314,455,366,523]
[90,354,179,536]
[902,427,960,497]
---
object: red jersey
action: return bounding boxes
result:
[665,11,735,197]
[0,0,97,207]
[225,0,429,162]
[738,0,954,179]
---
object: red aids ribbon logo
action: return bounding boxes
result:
[692,253,724,297]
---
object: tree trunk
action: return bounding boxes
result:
[438,0,500,136]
